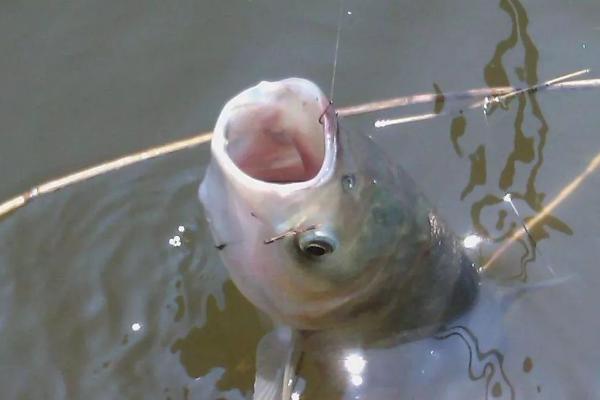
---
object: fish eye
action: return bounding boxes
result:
[303,240,333,256]
[297,230,337,257]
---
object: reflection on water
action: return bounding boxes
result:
[171,280,268,394]
[0,151,260,399]
[436,325,515,400]
[455,0,573,281]
[1,0,599,399]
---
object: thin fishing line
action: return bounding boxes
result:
[329,0,345,100]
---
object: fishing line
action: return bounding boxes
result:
[502,193,537,249]
[329,0,345,101]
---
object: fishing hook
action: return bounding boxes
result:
[318,100,335,125]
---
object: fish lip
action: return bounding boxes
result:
[210,78,338,195]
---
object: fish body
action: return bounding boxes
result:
[199,78,478,346]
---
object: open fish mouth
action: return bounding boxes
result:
[211,78,338,188]
[200,78,479,339]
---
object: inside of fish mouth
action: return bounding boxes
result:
[224,102,326,183]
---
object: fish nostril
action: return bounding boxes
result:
[341,174,356,192]
[297,229,337,257]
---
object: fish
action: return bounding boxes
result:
[199,78,479,398]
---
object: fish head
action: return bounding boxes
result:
[199,78,476,334]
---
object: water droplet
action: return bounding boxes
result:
[492,382,502,397]
[523,356,533,372]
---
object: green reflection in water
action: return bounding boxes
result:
[461,145,487,200]
[451,114,467,157]
[457,0,573,280]
[436,325,516,400]
[171,280,268,394]
[433,82,446,114]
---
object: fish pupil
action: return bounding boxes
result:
[297,228,337,258]
[304,240,333,256]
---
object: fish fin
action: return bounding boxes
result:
[281,330,302,400]
[494,275,575,308]
[254,326,299,400]
[498,274,574,293]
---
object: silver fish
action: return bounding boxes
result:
[199,78,479,398]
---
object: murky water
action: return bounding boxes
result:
[1,0,599,399]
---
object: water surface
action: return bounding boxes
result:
[1,0,599,399]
